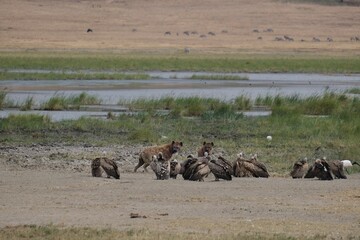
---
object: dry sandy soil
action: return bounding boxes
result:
[1,0,360,238]
[0,144,360,238]
[1,0,360,55]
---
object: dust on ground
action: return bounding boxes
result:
[1,0,360,55]
[0,144,359,238]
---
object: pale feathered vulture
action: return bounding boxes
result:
[150,152,170,180]
[170,159,181,179]
[233,153,269,178]
[91,157,120,179]
[327,159,347,179]
[290,158,309,179]
[181,155,210,181]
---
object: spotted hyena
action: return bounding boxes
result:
[197,141,214,157]
[134,141,183,172]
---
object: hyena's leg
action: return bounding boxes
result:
[143,163,150,172]
[134,157,144,172]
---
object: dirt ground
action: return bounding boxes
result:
[1,0,360,55]
[1,0,360,238]
[0,144,360,238]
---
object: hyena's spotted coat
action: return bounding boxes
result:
[134,141,183,172]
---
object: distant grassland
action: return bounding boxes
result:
[0,52,360,73]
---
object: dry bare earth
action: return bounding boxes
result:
[0,0,360,55]
[0,145,360,238]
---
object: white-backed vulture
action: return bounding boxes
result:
[91,157,120,179]
[181,155,210,181]
[170,159,181,179]
[150,152,170,180]
[233,153,269,178]
[290,158,309,179]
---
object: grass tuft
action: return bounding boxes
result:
[42,92,101,110]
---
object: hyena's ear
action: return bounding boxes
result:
[180,142,183,146]
[203,141,206,145]
[211,142,214,146]
[172,140,175,145]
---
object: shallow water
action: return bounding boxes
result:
[1,71,359,121]
[2,72,359,104]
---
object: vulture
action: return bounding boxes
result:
[181,154,211,181]
[233,153,269,178]
[304,158,333,180]
[91,157,120,179]
[290,158,309,179]
[327,159,347,179]
[208,156,233,181]
[150,152,170,180]
[170,159,181,179]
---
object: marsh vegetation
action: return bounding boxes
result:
[1,91,359,175]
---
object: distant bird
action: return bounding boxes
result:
[170,159,181,179]
[181,155,210,181]
[327,37,333,42]
[284,35,294,41]
[312,37,320,42]
[150,152,170,180]
[184,47,190,54]
[341,160,360,174]
[164,31,171,35]
[290,158,309,178]
[91,157,120,179]
[208,156,233,181]
[87,28,93,33]
[304,158,333,180]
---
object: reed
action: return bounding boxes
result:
[42,92,101,110]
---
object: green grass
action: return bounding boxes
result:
[190,74,249,80]
[0,71,150,80]
[0,225,335,240]
[0,91,6,109]
[1,92,360,174]
[42,92,102,110]
[0,52,359,73]
[346,88,360,94]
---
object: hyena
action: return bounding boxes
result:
[134,141,183,172]
[197,142,214,157]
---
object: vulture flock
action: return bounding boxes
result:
[91,141,359,181]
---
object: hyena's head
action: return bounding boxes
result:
[202,142,214,155]
[171,141,183,154]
